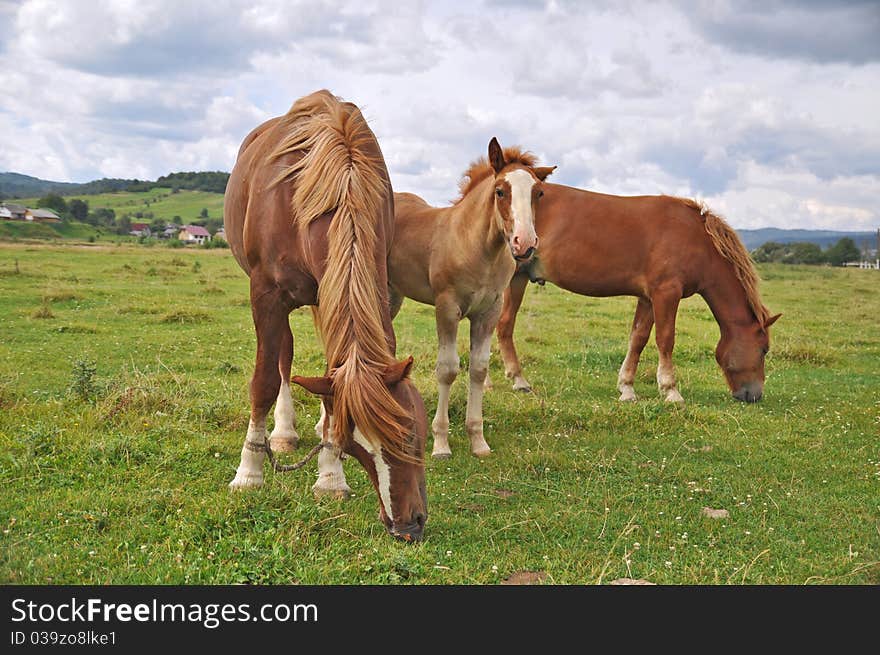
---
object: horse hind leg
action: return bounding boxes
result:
[496,273,532,392]
[312,402,352,499]
[651,287,685,404]
[617,297,654,402]
[269,320,299,453]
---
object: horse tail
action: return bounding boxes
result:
[270,91,414,462]
[680,197,770,325]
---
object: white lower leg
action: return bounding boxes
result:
[466,341,492,457]
[314,402,327,439]
[229,418,267,489]
[269,381,299,451]
[431,382,453,459]
[618,356,638,402]
[312,413,351,499]
[511,374,532,392]
[504,361,532,391]
[431,344,458,459]
[657,359,684,403]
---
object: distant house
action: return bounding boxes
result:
[27,208,61,223]
[213,227,227,242]
[1,203,27,220]
[130,223,151,237]
[160,226,179,239]
[178,225,211,245]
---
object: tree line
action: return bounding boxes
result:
[752,238,864,266]
[1,171,229,198]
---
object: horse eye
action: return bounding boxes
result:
[538,190,544,198]
[496,188,504,198]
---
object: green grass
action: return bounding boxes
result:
[15,187,225,223]
[0,245,877,585]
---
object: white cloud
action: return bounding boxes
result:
[0,0,877,232]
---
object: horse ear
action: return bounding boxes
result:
[291,375,333,396]
[488,137,505,174]
[534,165,556,181]
[764,313,782,329]
[383,356,414,386]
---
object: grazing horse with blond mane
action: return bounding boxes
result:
[387,138,555,458]
[224,90,427,542]
[495,187,780,403]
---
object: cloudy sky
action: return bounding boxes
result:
[1,0,878,230]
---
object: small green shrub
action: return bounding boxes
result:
[70,358,99,401]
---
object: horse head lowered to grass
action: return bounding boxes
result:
[223,90,427,541]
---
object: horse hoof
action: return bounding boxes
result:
[471,446,492,458]
[432,451,452,460]
[512,379,532,392]
[618,392,638,402]
[269,434,299,452]
[664,390,685,404]
[229,472,263,490]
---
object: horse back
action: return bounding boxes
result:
[533,184,716,298]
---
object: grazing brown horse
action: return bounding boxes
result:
[495,187,780,403]
[224,90,427,541]
[387,138,555,458]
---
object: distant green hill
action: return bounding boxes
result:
[13,188,225,225]
[738,227,876,250]
[0,171,229,199]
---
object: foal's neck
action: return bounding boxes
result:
[457,178,505,255]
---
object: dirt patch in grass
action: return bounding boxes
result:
[501,571,547,585]
[31,304,55,319]
[494,488,515,499]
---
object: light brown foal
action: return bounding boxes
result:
[388,138,555,458]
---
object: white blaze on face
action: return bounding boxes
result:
[352,427,393,522]
[503,168,538,252]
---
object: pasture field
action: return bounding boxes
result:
[0,242,877,584]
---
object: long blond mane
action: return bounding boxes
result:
[455,146,539,203]
[678,197,770,326]
[268,90,413,461]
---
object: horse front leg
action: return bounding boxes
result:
[431,298,461,459]
[617,297,654,402]
[496,273,532,391]
[651,287,684,403]
[269,320,299,452]
[466,305,501,457]
[230,280,288,489]
[312,401,352,499]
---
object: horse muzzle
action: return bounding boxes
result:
[389,515,425,543]
[513,246,537,262]
[732,382,763,403]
